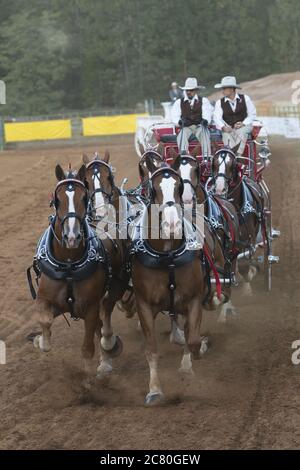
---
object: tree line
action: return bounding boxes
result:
[0,0,299,116]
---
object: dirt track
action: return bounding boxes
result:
[0,137,299,450]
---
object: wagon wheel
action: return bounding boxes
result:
[260,180,273,291]
[263,207,272,291]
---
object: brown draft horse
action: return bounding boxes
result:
[171,151,240,322]
[82,152,133,372]
[211,146,264,294]
[32,164,119,381]
[132,160,217,405]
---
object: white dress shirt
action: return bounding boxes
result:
[171,92,213,125]
[213,93,257,130]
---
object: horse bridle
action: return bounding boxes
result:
[212,149,238,185]
[54,178,88,229]
[176,155,200,200]
[149,166,184,207]
[86,160,116,206]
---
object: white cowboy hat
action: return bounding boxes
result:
[180,77,205,90]
[214,76,241,89]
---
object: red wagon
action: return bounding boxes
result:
[144,121,279,291]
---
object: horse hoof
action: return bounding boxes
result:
[144,392,165,407]
[96,361,113,379]
[200,336,209,355]
[26,331,42,342]
[178,367,195,376]
[101,335,123,358]
[33,334,51,352]
[170,328,185,346]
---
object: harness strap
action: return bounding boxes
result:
[214,197,238,256]
[201,251,212,306]
[26,259,40,300]
[203,244,222,301]
[27,266,37,300]
[168,256,176,318]
[66,272,78,320]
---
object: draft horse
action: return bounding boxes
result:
[28,164,122,381]
[171,151,240,321]
[211,146,265,294]
[132,160,218,405]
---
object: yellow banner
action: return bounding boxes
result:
[82,113,148,136]
[4,119,72,142]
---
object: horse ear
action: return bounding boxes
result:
[211,142,219,156]
[231,143,240,155]
[169,147,178,161]
[138,162,148,183]
[82,154,89,165]
[191,144,201,158]
[77,164,86,182]
[145,155,157,175]
[156,143,164,158]
[55,164,65,181]
[138,142,145,156]
[103,150,110,163]
[171,154,181,171]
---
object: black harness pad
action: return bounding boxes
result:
[240,179,260,218]
[134,240,198,269]
[35,219,106,282]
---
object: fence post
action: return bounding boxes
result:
[0,118,4,151]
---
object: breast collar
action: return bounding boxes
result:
[35,217,106,281]
[133,238,198,269]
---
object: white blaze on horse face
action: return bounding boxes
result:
[93,172,106,217]
[159,176,181,238]
[180,163,194,203]
[215,155,230,195]
[66,190,77,246]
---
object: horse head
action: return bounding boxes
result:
[149,166,183,239]
[54,163,87,249]
[82,151,116,219]
[170,148,201,204]
[211,144,241,196]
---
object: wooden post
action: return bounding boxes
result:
[0,118,4,151]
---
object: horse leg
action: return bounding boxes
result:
[95,317,113,378]
[137,301,164,406]
[81,304,99,380]
[33,302,54,352]
[100,294,123,357]
[179,343,194,375]
[218,299,238,323]
[184,297,203,361]
[217,285,238,323]
[169,317,185,346]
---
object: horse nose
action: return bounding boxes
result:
[184,197,193,204]
[68,235,76,248]
[64,232,81,248]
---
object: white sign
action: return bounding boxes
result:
[258,116,300,139]
[0,80,6,105]
[0,340,6,365]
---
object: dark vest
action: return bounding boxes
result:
[181,97,203,126]
[221,94,247,126]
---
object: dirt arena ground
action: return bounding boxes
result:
[0,136,299,450]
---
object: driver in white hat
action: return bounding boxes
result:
[172,77,213,156]
[213,76,256,157]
